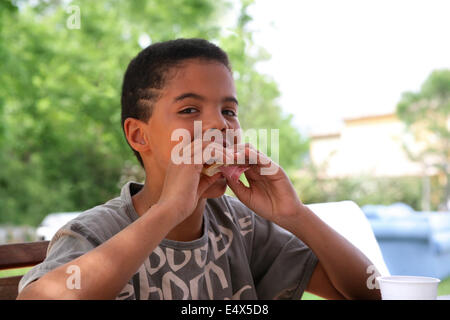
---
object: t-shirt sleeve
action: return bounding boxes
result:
[250,214,318,300]
[18,227,95,294]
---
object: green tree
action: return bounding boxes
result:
[0,0,307,226]
[291,163,423,209]
[396,69,450,210]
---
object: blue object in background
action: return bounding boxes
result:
[362,203,450,279]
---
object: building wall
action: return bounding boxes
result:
[309,113,426,178]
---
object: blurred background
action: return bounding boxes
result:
[0,0,449,297]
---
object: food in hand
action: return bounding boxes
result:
[202,163,249,182]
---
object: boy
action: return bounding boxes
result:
[17,38,380,300]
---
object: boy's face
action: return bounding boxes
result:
[144,59,240,198]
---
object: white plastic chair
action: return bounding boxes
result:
[306,200,390,276]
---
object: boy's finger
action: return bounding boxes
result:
[225,174,250,202]
[197,172,223,196]
[233,144,273,168]
[203,143,234,165]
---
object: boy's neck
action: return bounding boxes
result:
[165,198,206,242]
[132,180,206,242]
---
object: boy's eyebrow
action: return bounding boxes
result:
[173,92,205,103]
[223,96,239,105]
[173,92,239,105]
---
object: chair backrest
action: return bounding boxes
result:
[306,200,390,276]
[0,241,49,300]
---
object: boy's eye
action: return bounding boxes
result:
[222,109,237,117]
[179,107,199,114]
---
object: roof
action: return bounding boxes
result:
[343,112,397,124]
[309,132,341,140]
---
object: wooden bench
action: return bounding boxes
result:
[0,241,49,300]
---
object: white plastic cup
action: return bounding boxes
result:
[376,276,440,300]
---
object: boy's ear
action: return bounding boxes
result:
[123,118,151,153]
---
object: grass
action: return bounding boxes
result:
[302,292,325,300]
[301,276,450,300]
[438,277,450,296]
[0,267,32,278]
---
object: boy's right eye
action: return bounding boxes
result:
[178,107,199,114]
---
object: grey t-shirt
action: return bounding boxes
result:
[19,181,318,300]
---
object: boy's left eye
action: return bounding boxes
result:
[222,109,237,117]
[178,107,237,117]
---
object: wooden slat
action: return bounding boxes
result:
[0,276,22,300]
[0,241,49,270]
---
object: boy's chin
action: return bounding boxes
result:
[201,177,228,199]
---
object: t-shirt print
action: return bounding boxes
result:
[117,208,253,300]
[18,181,318,300]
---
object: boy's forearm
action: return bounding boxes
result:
[285,204,381,300]
[17,203,177,300]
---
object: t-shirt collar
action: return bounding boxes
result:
[120,181,210,249]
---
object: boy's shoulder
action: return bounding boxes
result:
[52,192,258,249]
[52,196,133,247]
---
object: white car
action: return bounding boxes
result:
[36,212,81,241]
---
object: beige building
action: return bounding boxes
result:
[309,113,433,179]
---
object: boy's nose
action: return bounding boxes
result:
[202,113,228,133]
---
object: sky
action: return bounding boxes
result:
[243,0,450,135]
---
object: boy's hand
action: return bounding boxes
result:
[225,144,303,228]
[157,140,231,225]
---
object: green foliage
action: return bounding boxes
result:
[292,164,424,210]
[396,69,450,210]
[397,69,450,132]
[0,0,307,225]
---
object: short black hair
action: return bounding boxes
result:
[121,38,232,168]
